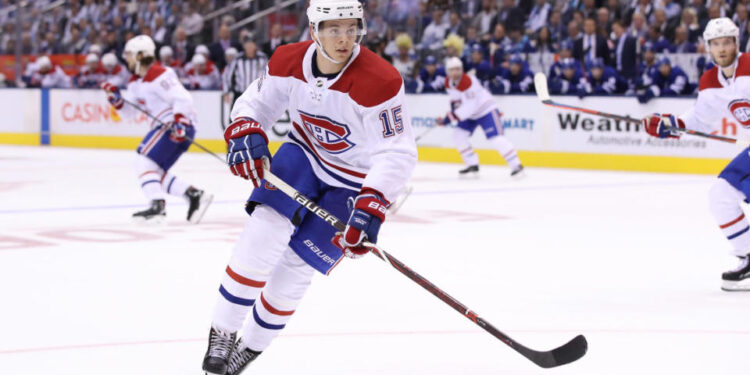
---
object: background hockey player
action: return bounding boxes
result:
[549,57,583,95]
[637,56,691,103]
[578,57,627,97]
[99,35,212,224]
[436,57,524,178]
[75,53,104,88]
[185,54,221,90]
[26,56,72,88]
[464,43,492,87]
[201,0,417,373]
[417,55,446,93]
[491,54,534,94]
[642,17,750,291]
[101,53,131,88]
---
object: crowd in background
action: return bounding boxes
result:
[1,0,747,103]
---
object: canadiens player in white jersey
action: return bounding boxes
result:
[200,0,417,373]
[100,35,213,223]
[436,57,524,177]
[642,18,750,291]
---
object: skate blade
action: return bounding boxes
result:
[511,170,527,180]
[132,214,166,225]
[721,280,750,292]
[458,172,480,179]
[189,193,214,224]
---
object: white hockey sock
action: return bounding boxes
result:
[242,249,314,352]
[134,154,165,201]
[708,178,750,256]
[453,128,479,166]
[489,136,521,169]
[161,172,190,197]
[212,206,296,333]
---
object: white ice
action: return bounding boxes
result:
[1,145,748,375]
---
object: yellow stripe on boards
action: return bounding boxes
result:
[0,133,39,145]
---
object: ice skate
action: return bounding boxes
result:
[510,165,526,179]
[202,327,237,375]
[458,165,479,178]
[132,199,165,223]
[721,256,750,291]
[185,187,213,224]
[226,339,262,375]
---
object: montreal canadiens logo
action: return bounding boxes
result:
[298,111,355,153]
[729,99,750,127]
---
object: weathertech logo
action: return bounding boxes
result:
[729,99,750,128]
[298,111,355,153]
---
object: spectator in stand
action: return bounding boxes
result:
[610,19,638,82]
[491,54,534,94]
[152,16,168,45]
[581,0,597,19]
[443,34,465,64]
[180,5,204,43]
[506,29,534,54]
[567,19,582,43]
[661,0,682,22]
[532,26,555,53]
[671,25,697,53]
[549,39,575,81]
[185,54,220,90]
[695,41,714,77]
[549,57,584,95]
[575,18,610,66]
[742,21,750,53]
[173,27,192,64]
[488,23,511,69]
[63,24,88,55]
[421,8,449,51]
[262,23,288,58]
[368,37,391,63]
[638,56,690,103]
[39,31,63,54]
[495,0,524,33]
[76,53,104,88]
[596,7,611,38]
[446,11,465,36]
[679,7,702,43]
[548,10,565,44]
[418,55,446,93]
[465,43,493,86]
[210,24,241,71]
[645,25,673,53]
[463,26,480,52]
[525,0,550,34]
[392,34,416,82]
[578,57,627,97]
[27,56,72,88]
[735,6,749,45]
[607,0,624,22]
[222,40,268,105]
[652,8,678,42]
[628,12,649,40]
[471,0,497,36]
[629,0,653,23]
[159,46,185,78]
[101,53,131,88]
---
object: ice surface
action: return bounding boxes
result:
[1,145,748,374]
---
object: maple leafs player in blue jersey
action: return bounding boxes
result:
[200,0,417,374]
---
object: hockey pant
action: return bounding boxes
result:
[453,109,520,168]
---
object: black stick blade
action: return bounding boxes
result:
[532,334,588,368]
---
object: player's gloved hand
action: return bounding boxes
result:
[100,82,123,109]
[169,114,191,142]
[224,117,270,187]
[642,113,685,139]
[637,86,656,104]
[436,112,457,126]
[332,188,389,259]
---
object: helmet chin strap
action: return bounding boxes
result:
[313,30,344,64]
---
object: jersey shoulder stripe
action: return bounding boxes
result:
[444,74,472,91]
[329,47,402,107]
[268,41,312,82]
[142,63,167,82]
[735,53,750,78]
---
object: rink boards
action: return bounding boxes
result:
[0,88,738,174]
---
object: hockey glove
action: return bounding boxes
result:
[224,117,270,188]
[100,82,123,109]
[642,113,685,139]
[332,188,389,259]
[169,114,191,142]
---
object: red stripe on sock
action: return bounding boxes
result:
[720,213,746,229]
[459,147,474,155]
[260,293,294,316]
[139,170,160,178]
[226,266,266,287]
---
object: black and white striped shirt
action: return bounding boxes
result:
[222,52,269,95]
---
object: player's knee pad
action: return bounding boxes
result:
[230,205,296,275]
[708,178,746,216]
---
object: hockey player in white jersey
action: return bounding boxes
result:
[100,35,212,223]
[436,57,524,178]
[642,18,750,291]
[201,0,417,373]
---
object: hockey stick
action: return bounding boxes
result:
[415,125,438,142]
[532,73,750,147]
[120,97,227,163]
[262,168,588,368]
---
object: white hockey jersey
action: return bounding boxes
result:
[185,63,221,90]
[102,64,132,89]
[28,65,72,88]
[682,53,750,137]
[118,63,197,128]
[444,73,496,121]
[231,41,417,201]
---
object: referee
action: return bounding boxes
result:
[223,40,269,106]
